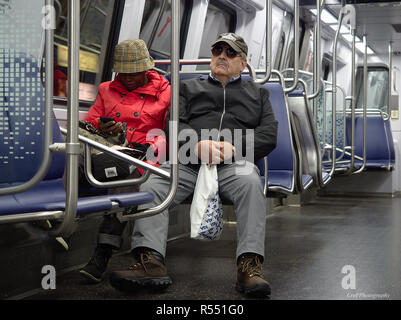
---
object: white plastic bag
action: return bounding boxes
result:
[190,163,224,241]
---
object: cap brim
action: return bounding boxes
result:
[211,40,243,55]
[113,56,155,73]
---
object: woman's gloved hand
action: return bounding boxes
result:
[98,118,123,136]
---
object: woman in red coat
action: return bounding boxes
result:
[84,49,170,170]
[80,39,170,283]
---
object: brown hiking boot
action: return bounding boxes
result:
[236,254,271,298]
[109,250,172,292]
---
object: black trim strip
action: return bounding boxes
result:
[101,0,126,82]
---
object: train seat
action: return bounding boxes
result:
[262,82,297,193]
[286,89,331,189]
[0,111,155,217]
[0,53,155,219]
[349,114,395,170]
[384,118,396,169]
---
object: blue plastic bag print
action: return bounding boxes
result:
[190,164,224,241]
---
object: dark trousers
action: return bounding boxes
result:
[97,169,140,250]
[77,155,140,250]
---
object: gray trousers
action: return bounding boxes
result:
[133,161,267,260]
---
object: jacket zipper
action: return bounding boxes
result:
[217,84,226,140]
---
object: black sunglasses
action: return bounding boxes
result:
[211,45,239,58]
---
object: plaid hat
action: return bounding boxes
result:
[113,39,155,73]
[211,33,248,56]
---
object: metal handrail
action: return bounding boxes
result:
[254,0,272,84]
[0,0,54,197]
[57,127,169,181]
[281,68,326,122]
[268,69,299,193]
[296,78,328,188]
[154,58,211,65]
[50,0,80,237]
[345,109,388,118]
[283,0,299,93]
[83,144,151,188]
[117,0,180,222]
[331,4,346,176]
[247,65,297,193]
[388,41,393,117]
[308,0,323,100]
[352,35,368,174]
[343,4,357,175]
[324,83,347,162]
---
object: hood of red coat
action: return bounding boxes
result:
[110,71,169,100]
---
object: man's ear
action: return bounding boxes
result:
[240,59,247,72]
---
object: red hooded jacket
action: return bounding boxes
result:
[85,70,170,172]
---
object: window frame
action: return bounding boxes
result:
[139,0,194,60]
[53,0,125,108]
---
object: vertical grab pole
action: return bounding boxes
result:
[51,0,80,237]
[344,26,357,175]
[117,0,179,222]
[330,9,345,176]
[388,41,393,117]
[284,0,299,93]
[353,36,368,174]
[255,0,272,84]
[308,0,322,101]
[167,0,180,207]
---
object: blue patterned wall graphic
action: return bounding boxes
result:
[0,0,46,184]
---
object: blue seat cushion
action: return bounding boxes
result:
[322,171,331,183]
[267,170,294,191]
[0,179,154,216]
[288,90,304,97]
[302,174,313,189]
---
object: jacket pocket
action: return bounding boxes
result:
[142,103,166,122]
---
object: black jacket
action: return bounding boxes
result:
[167,75,278,165]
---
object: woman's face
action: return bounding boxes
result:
[119,71,147,91]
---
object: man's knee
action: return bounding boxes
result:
[233,170,262,193]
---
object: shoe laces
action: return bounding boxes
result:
[239,255,263,277]
[129,251,152,273]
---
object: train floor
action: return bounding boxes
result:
[27,195,401,300]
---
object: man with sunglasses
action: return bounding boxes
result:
[109,33,278,298]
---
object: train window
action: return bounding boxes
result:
[197,1,236,63]
[54,0,116,102]
[139,0,187,59]
[355,67,389,113]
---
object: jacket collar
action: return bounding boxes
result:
[110,71,168,99]
[208,73,241,85]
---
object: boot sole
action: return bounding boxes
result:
[79,269,103,283]
[235,281,271,298]
[109,273,172,293]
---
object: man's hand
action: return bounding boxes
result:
[218,141,235,162]
[98,118,123,136]
[196,140,235,164]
